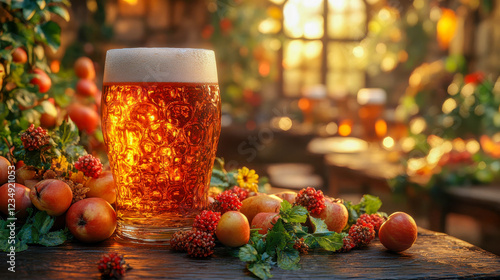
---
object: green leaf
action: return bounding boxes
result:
[277,248,300,270]
[361,194,382,214]
[36,0,46,10]
[314,233,343,252]
[53,119,80,150]
[22,1,37,20]
[64,145,86,163]
[32,211,54,235]
[279,201,307,224]
[37,230,67,246]
[239,244,259,262]
[12,89,37,108]
[280,200,292,213]
[247,262,273,280]
[265,219,288,256]
[309,216,328,233]
[36,21,61,53]
[48,5,70,21]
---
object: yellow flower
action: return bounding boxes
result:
[51,156,69,173]
[237,167,259,193]
[70,171,87,184]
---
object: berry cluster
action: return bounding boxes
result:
[192,210,221,234]
[97,252,131,279]
[294,187,326,215]
[227,186,250,201]
[348,221,375,248]
[20,124,50,151]
[209,191,242,214]
[340,235,356,252]
[171,210,221,258]
[172,190,245,258]
[170,229,216,258]
[75,154,103,178]
[293,238,309,254]
[357,213,386,234]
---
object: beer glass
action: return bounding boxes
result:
[102,48,221,242]
[357,88,386,142]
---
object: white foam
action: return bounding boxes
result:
[103,48,218,83]
[357,88,386,105]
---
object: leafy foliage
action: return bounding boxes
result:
[343,194,385,229]
[0,0,70,156]
[238,200,343,279]
[0,208,70,252]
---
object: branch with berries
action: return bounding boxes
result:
[168,183,401,280]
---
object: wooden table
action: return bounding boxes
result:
[2,228,499,279]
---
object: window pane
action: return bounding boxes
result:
[284,0,324,39]
[327,0,366,39]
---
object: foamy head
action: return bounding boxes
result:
[357,88,386,105]
[103,48,218,83]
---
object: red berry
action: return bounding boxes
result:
[210,192,242,214]
[97,252,131,279]
[227,186,250,201]
[170,230,191,252]
[186,230,216,258]
[293,238,309,254]
[348,221,375,248]
[193,210,221,234]
[20,124,50,151]
[357,213,386,234]
[294,187,326,215]
[74,154,103,178]
[340,235,356,252]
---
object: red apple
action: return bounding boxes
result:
[66,197,116,243]
[30,68,51,93]
[0,183,32,219]
[311,198,348,233]
[240,194,282,224]
[216,211,250,247]
[67,103,99,134]
[85,171,116,204]
[379,212,418,252]
[12,48,27,64]
[273,191,296,204]
[251,212,279,235]
[0,156,11,185]
[30,179,72,216]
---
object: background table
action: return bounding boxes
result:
[1,228,499,279]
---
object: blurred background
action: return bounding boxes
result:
[2,0,500,254]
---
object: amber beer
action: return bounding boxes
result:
[357,88,386,142]
[102,48,220,241]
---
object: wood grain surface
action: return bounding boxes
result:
[1,228,499,279]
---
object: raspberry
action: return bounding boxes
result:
[357,213,386,234]
[193,210,221,234]
[20,124,50,151]
[209,192,242,214]
[294,187,326,215]
[74,154,103,178]
[340,235,356,252]
[227,186,250,201]
[97,252,131,279]
[293,238,309,254]
[186,230,216,258]
[348,221,375,248]
[170,230,191,252]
